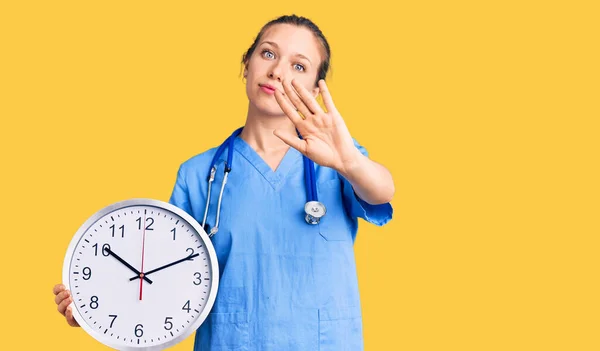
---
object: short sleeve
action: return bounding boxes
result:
[340,139,393,226]
[168,164,192,215]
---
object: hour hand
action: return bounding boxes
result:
[129,253,199,281]
[104,248,153,284]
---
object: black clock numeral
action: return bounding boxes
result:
[93,243,111,257]
[82,267,92,280]
[135,324,143,337]
[164,317,173,330]
[90,296,99,309]
[109,314,117,328]
[136,217,154,230]
[110,224,125,238]
[146,217,154,230]
[186,248,194,257]
[193,272,201,285]
[182,300,191,313]
[171,228,176,240]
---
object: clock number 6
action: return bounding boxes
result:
[135,324,144,337]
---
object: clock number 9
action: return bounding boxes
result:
[92,243,111,257]
[82,267,92,280]
[135,324,144,337]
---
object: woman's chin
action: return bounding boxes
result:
[251,101,287,118]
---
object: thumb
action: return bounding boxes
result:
[273,129,306,155]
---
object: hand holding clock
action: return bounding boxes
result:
[53,284,80,327]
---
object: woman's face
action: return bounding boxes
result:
[244,23,323,117]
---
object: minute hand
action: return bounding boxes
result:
[129,253,200,281]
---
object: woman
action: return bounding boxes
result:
[54,14,395,350]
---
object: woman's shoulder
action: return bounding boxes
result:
[176,145,220,173]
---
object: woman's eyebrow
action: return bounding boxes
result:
[260,41,312,65]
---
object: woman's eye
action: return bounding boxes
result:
[262,50,275,59]
[294,64,305,72]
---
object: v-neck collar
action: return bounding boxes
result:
[232,136,302,190]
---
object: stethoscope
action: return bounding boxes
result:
[202,127,326,237]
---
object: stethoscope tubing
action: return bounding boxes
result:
[203,127,323,236]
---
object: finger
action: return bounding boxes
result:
[66,306,80,327]
[57,295,73,316]
[274,88,304,125]
[53,284,66,296]
[273,129,307,155]
[318,79,337,113]
[283,79,313,118]
[55,289,70,305]
[291,79,322,115]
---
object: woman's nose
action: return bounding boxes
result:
[269,72,281,82]
[268,71,282,82]
[268,62,285,82]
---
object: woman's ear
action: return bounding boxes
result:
[242,62,249,78]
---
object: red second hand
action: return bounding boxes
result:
[139,214,147,301]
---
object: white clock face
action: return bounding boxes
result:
[63,199,219,351]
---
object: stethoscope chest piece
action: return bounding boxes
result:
[304,201,326,225]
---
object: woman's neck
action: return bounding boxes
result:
[240,106,296,154]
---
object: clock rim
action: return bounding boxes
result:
[62,198,220,351]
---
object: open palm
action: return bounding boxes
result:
[273,79,361,173]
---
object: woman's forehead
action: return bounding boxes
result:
[259,24,322,62]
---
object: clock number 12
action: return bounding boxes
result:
[136,217,154,231]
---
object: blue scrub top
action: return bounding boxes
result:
[169,135,393,351]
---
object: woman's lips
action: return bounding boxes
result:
[259,84,276,94]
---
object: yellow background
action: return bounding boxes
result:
[1,0,598,350]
